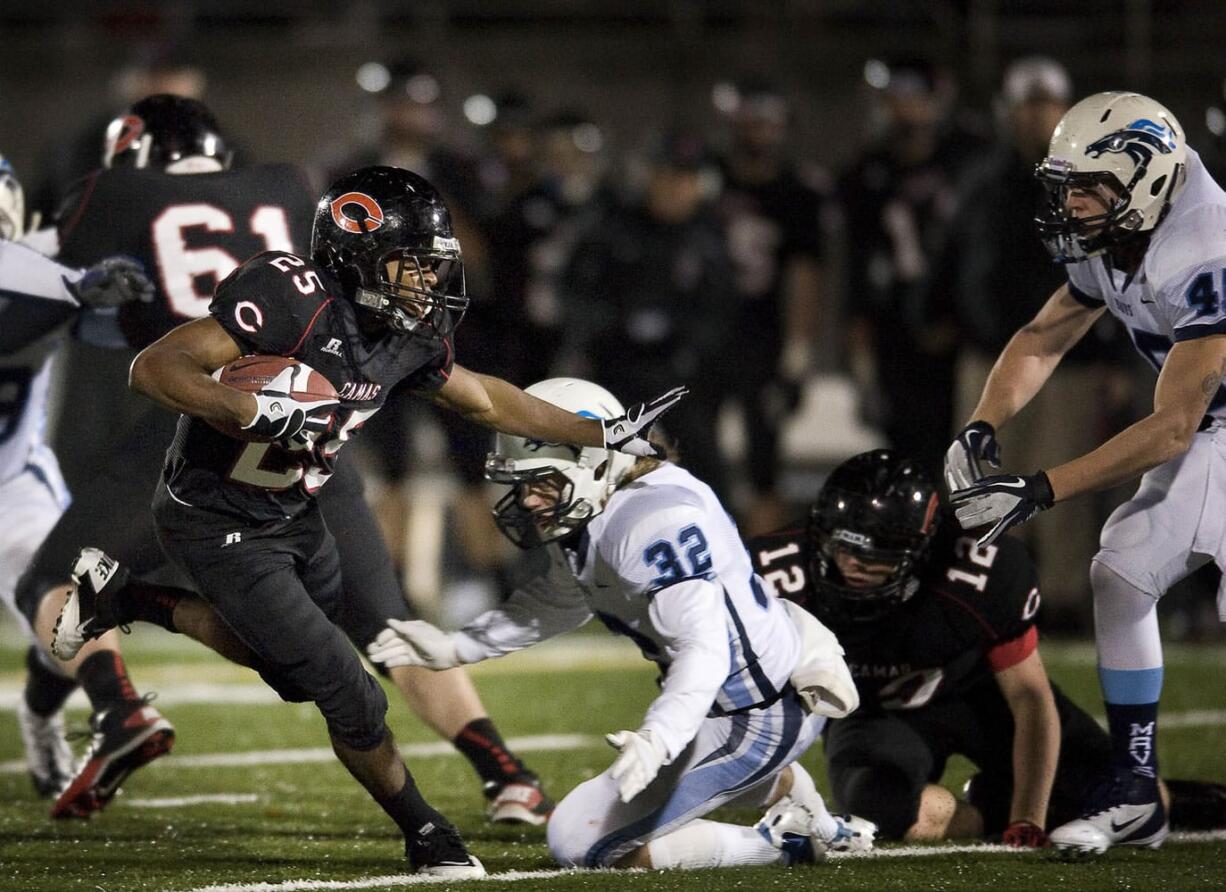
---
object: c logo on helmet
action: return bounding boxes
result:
[112,115,145,154]
[329,192,385,234]
[1085,118,1177,166]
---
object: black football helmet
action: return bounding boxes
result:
[808,450,940,623]
[311,165,467,338]
[103,94,231,171]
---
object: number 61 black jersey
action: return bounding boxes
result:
[56,164,315,350]
[747,522,1042,712]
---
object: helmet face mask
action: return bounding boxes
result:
[486,461,593,548]
[808,450,939,624]
[484,378,636,549]
[312,166,469,340]
[1035,92,1186,263]
[103,94,231,172]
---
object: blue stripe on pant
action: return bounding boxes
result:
[584,694,808,867]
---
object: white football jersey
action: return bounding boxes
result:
[1065,148,1226,419]
[573,463,800,709]
[0,238,80,483]
[455,463,801,759]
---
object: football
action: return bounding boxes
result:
[209,355,339,442]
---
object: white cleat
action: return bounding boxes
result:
[51,548,127,660]
[16,700,73,798]
[1050,771,1168,856]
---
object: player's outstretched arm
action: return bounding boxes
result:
[1045,333,1226,502]
[964,284,1103,431]
[427,364,685,458]
[994,649,1060,845]
[129,317,252,428]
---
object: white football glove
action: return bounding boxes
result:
[366,618,461,670]
[603,386,688,459]
[605,728,670,803]
[241,367,338,443]
[944,420,1002,493]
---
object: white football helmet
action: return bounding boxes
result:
[485,377,636,547]
[1035,91,1186,262]
[0,155,24,241]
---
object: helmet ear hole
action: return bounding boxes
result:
[594,459,609,481]
[1151,174,1167,196]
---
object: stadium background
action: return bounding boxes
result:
[2,3,1226,891]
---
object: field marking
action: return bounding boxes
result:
[0,733,597,776]
[186,834,1226,892]
[122,793,260,808]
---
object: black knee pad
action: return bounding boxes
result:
[14,562,54,627]
[837,764,922,841]
[319,669,390,751]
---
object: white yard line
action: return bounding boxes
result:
[0,733,597,776]
[185,833,1226,892]
[122,793,260,808]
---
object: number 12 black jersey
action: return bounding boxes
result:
[747,522,1042,712]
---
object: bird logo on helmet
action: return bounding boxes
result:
[485,379,636,548]
[311,165,468,339]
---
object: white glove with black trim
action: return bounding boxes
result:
[603,386,688,459]
[950,471,1055,548]
[944,420,1002,493]
[241,367,338,443]
[66,256,155,309]
[605,728,670,803]
[366,619,461,670]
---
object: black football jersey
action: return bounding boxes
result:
[162,250,453,522]
[748,521,1041,712]
[56,164,314,350]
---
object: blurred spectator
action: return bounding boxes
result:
[713,78,833,534]
[331,56,508,598]
[1204,78,1226,185]
[30,44,207,220]
[837,57,990,474]
[558,131,736,495]
[473,90,539,216]
[487,110,610,385]
[931,57,1131,617]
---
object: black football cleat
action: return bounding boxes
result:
[51,548,129,660]
[406,820,485,878]
[50,696,174,819]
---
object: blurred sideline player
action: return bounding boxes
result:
[368,378,875,871]
[66,169,682,875]
[946,92,1226,854]
[749,450,1226,847]
[20,95,556,823]
[0,156,158,802]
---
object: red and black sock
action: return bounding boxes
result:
[75,650,141,712]
[453,717,526,787]
[113,581,186,633]
[23,645,77,717]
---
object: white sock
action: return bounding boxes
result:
[785,762,839,841]
[647,819,784,868]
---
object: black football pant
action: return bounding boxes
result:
[824,680,1111,839]
[152,482,389,750]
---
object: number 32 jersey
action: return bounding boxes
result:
[56,164,315,349]
[747,525,1041,712]
[161,250,453,523]
[1064,147,1226,420]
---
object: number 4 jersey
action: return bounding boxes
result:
[56,164,315,349]
[161,250,453,523]
[747,523,1041,712]
[1064,147,1226,418]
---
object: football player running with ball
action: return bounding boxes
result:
[750,450,1226,848]
[90,168,683,877]
[946,91,1226,855]
[368,377,876,871]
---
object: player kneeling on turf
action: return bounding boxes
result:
[369,377,875,870]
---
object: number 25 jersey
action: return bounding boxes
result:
[161,250,453,523]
